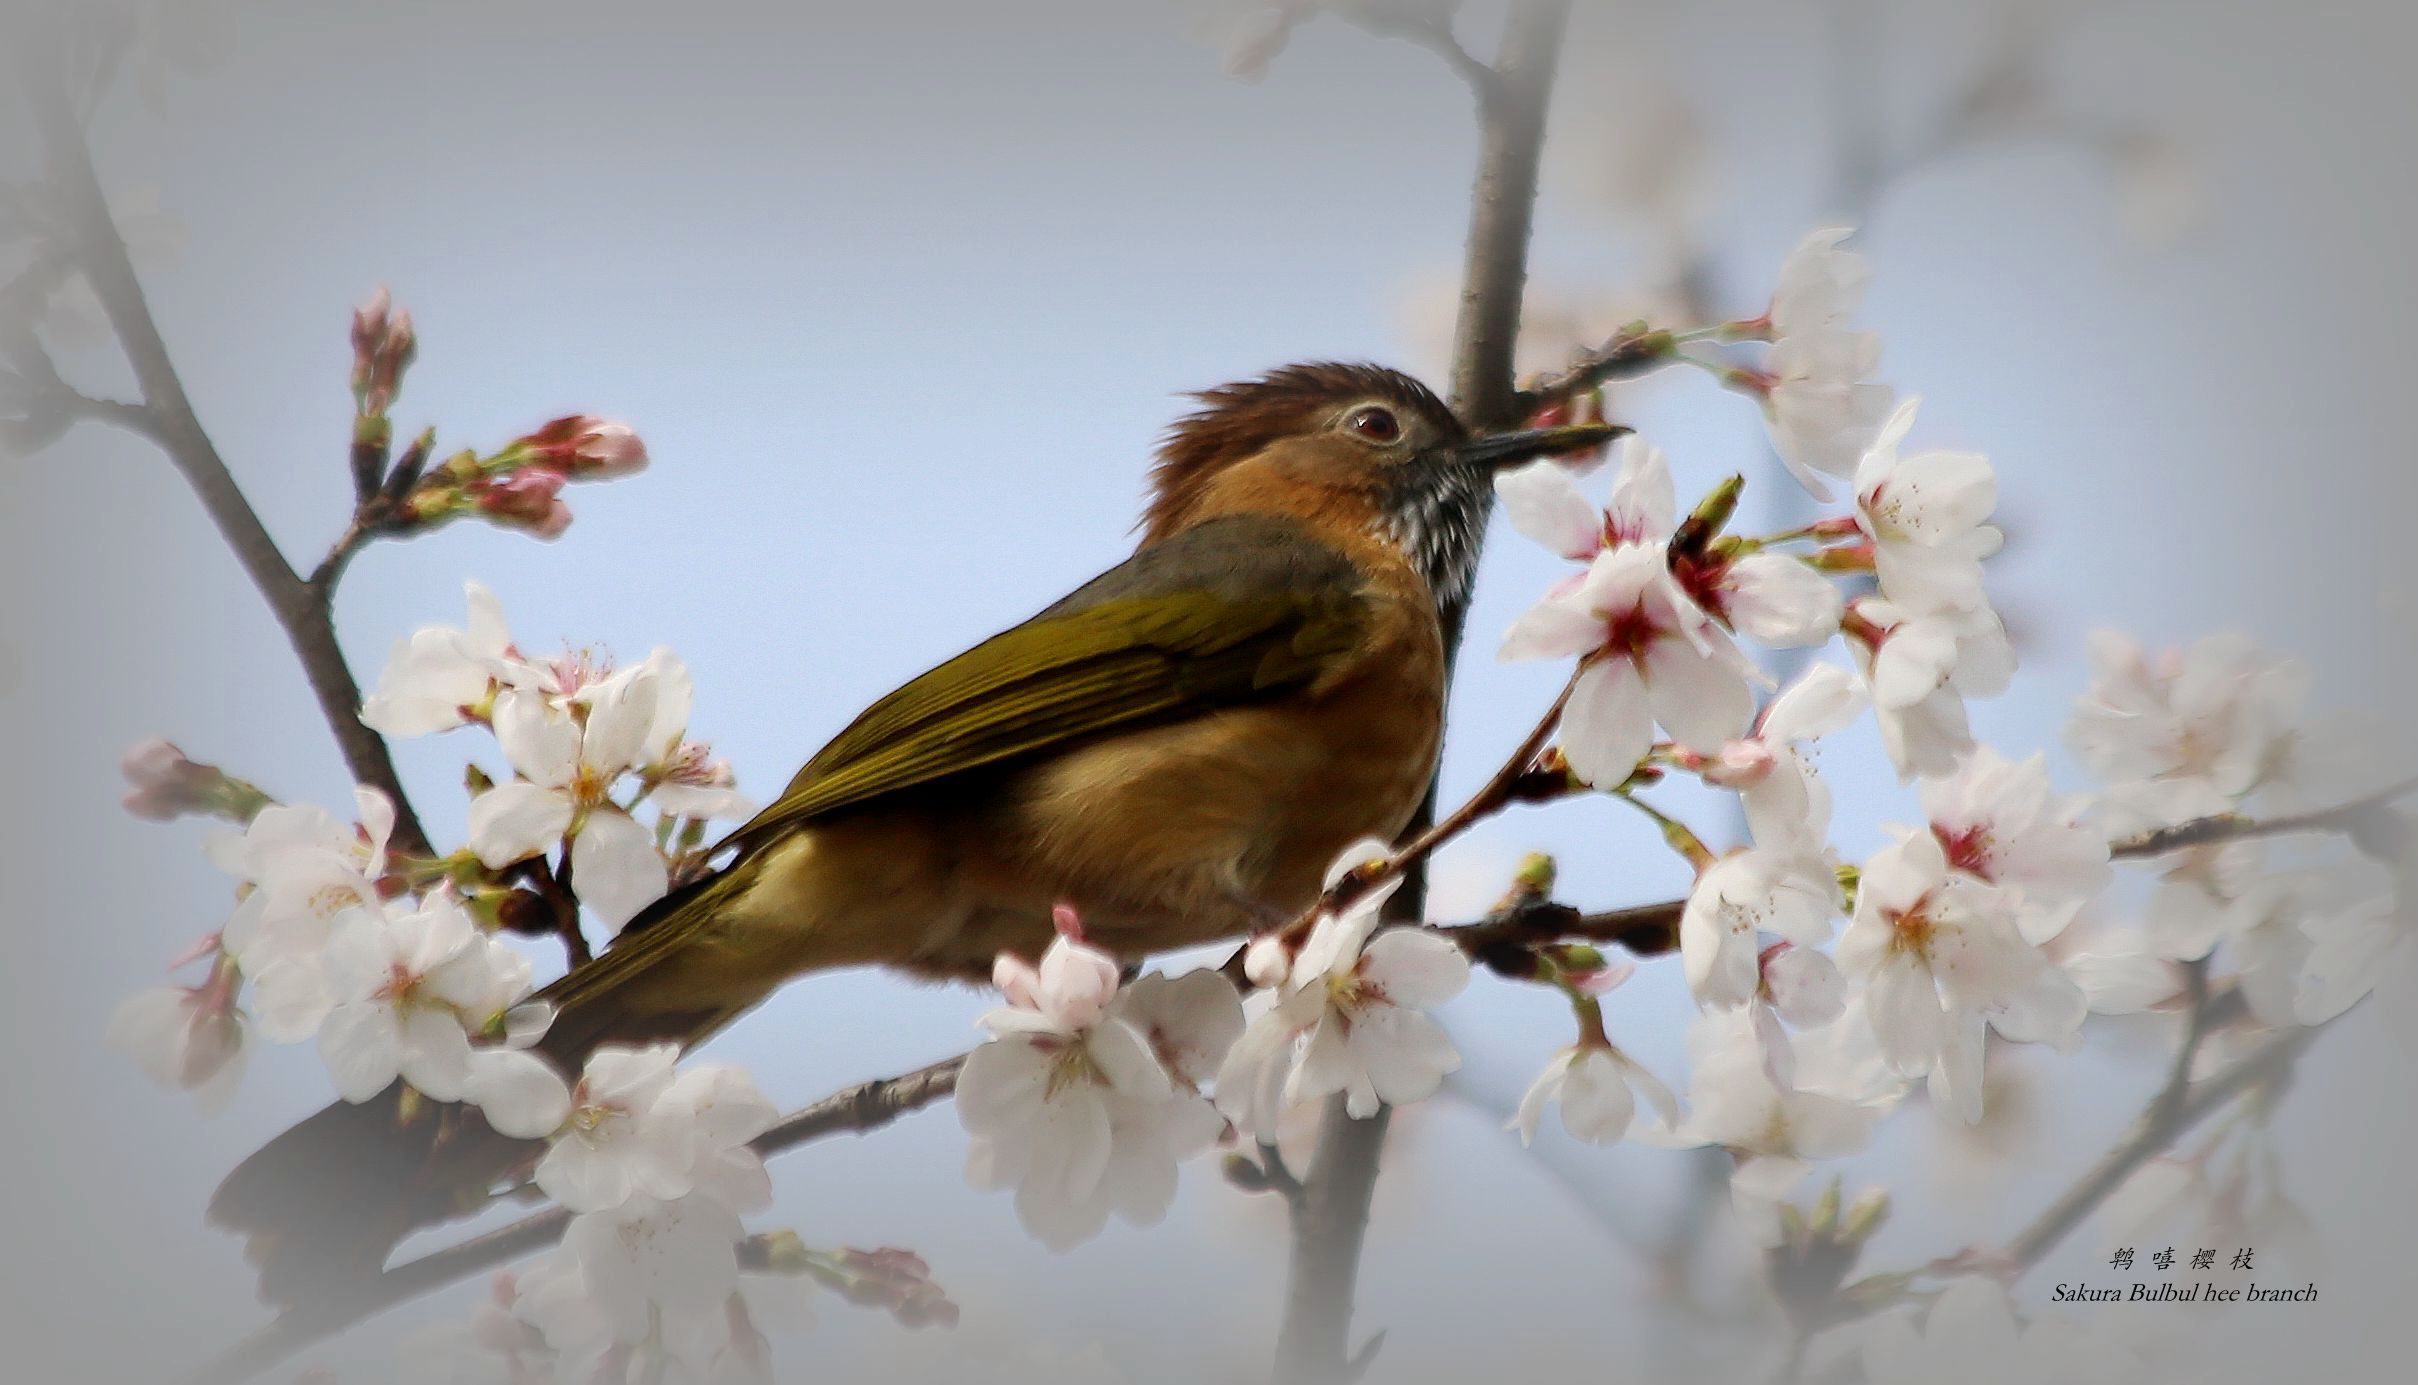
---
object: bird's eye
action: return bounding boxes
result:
[1344,405,1402,444]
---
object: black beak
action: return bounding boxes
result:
[1450,421,1628,471]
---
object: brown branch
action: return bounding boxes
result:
[1273,5,1574,1382]
[2106,774,2417,859]
[1514,325,1696,415]
[13,47,431,856]
[186,1054,966,1385]
[2001,1018,2316,1275]
[1340,6,1505,108]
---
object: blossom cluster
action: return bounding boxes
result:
[1485,224,2089,1189]
[410,1044,794,1379]
[109,584,757,1117]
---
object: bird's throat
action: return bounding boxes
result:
[1382,461,1494,627]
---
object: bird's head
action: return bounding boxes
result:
[1140,362,1622,613]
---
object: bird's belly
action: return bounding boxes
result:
[983,675,1443,958]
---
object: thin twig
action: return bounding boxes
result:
[2002,1021,2317,1274]
[1283,667,1579,946]
[13,47,432,856]
[1515,326,1696,414]
[1351,8,1505,108]
[2154,958,2212,1127]
[2107,774,2417,859]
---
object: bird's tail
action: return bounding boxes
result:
[209,859,782,1310]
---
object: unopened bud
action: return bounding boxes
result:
[350,287,391,390]
[1671,474,1745,555]
[1809,542,1878,574]
[757,1229,812,1274]
[515,415,649,479]
[1512,852,1557,895]
[1777,1201,1809,1249]
[471,469,573,540]
[1549,944,1610,978]
[350,289,416,417]
[1841,1186,1891,1241]
[1700,738,1776,789]
[119,738,268,823]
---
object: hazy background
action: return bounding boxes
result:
[3,0,2415,1380]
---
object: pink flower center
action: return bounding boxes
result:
[1935,824,1996,879]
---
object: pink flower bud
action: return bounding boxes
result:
[1700,739,1777,789]
[351,286,391,364]
[1050,902,1086,942]
[518,415,649,478]
[833,1247,959,1328]
[350,288,415,416]
[471,469,573,539]
[119,737,223,821]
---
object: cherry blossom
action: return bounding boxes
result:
[1759,230,1894,500]
[1688,548,1843,648]
[2294,887,2408,1027]
[1836,832,2084,1105]
[359,580,516,738]
[1668,1009,1876,1240]
[1701,662,1867,855]
[443,1050,785,1369]
[1852,398,2003,615]
[1510,1042,1678,1148]
[1922,747,2111,944]
[1503,434,1843,652]
[959,932,1240,1249]
[1501,540,1753,785]
[467,668,671,931]
[1494,434,1674,566]
[2067,630,2311,807]
[316,894,534,1103]
[1768,228,1869,338]
[1849,597,2014,781]
[106,966,247,1114]
[1216,848,1470,1135]
[212,787,396,1042]
[564,1192,755,1353]
[1745,943,1850,1087]
[1680,849,1839,1010]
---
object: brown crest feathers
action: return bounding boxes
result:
[1140,362,1460,544]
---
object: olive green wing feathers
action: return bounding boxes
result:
[723,515,1369,849]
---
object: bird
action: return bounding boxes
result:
[208,361,1620,1307]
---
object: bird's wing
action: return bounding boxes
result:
[722,515,1370,850]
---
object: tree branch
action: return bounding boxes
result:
[1999,1021,2314,1276]
[13,46,431,855]
[1273,4,1574,1382]
[187,1054,967,1385]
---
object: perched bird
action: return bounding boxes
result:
[210,362,1618,1305]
